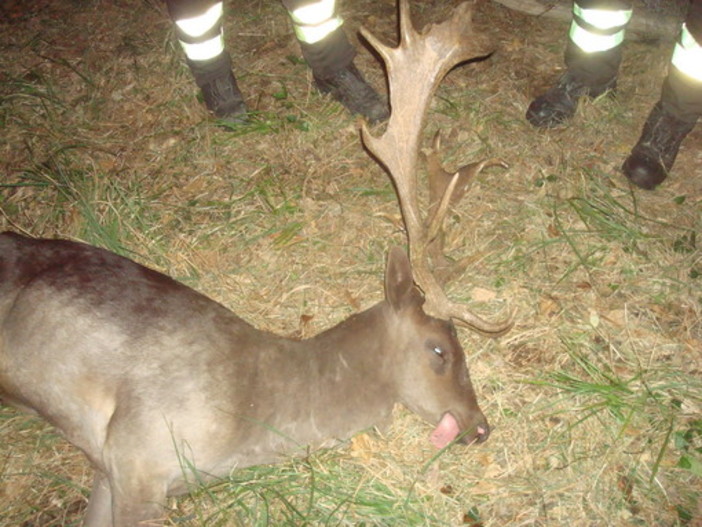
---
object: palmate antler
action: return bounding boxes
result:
[360,0,513,336]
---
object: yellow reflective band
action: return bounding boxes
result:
[290,0,336,25]
[179,33,224,61]
[570,22,625,53]
[573,5,632,30]
[672,24,702,82]
[175,2,223,38]
[294,17,343,44]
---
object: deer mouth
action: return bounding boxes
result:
[430,412,490,449]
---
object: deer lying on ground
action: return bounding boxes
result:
[0,232,489,526]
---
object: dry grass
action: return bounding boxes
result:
[1,0,701,525]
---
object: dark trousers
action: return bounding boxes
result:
[570,0,701,43]
[166,0,354,79]
[566,0,702,119]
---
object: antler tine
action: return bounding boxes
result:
[358,25,394,75]
[413,262,513,335]
[448,301,514,336]
[427,171,461,245]
[428,157,510,236]
[398,0,415,47]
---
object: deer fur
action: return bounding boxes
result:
[0,232,489,526]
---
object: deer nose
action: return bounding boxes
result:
[475,422,490,443]
[460,420,490,445]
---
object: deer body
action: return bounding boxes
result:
[0,232,489,526]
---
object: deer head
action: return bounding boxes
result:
[383,245,489,446]
[360,0,513,336]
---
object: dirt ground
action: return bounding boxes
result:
[1,0,701,525]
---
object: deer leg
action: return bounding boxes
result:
[109,469,169,527]
[83,472,113,527]
[102,428,170,526]
[84,470,168,527]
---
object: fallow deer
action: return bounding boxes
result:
[0,1,512,525]
[0,232,488,526]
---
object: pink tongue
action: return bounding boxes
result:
[430,413,460,449]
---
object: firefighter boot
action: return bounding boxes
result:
[527,1,629,129]
[621,101,697,190]
[526,72,617,128]
[314,63,389,124]
[200,70,247,124]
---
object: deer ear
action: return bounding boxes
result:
[384,246,420,311]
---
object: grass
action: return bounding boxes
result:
[176,451,454,526]
[1,0,701,525]
[528,334,702,523]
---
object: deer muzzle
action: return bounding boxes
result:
[429,411,490,449]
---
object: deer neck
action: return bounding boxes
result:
[245,302,398,459]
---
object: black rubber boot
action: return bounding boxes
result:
[200,70,248,124]
[621,101,697,190]
[526,72,617,128]
[314,63,389,124]
[188,52,248,125]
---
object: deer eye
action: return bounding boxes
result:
[426,340,449,371]
[427,344,449,374]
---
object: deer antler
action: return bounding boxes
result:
[360,0,513,336]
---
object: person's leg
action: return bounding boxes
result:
[526,0,633,127]
[622,0,702,189]
[283,0,388,123]
[167,0,247,123]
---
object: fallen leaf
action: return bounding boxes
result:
[471,287,497,302]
